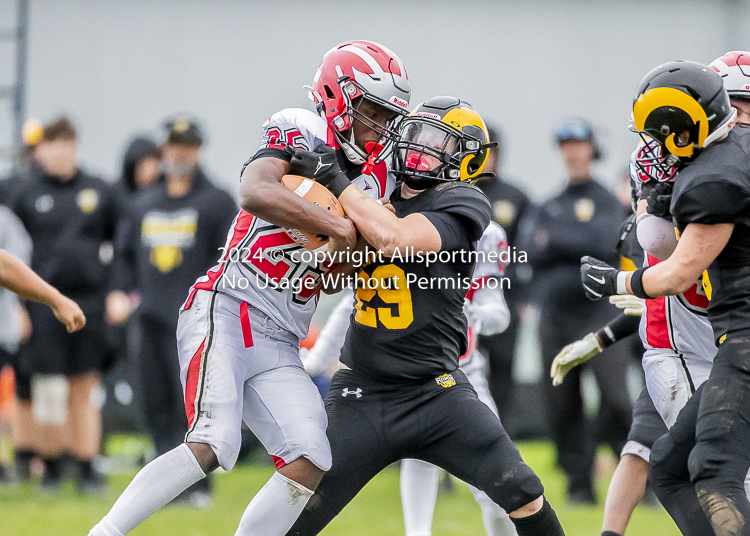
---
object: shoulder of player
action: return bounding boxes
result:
[432,180,489,205]
[478,220,507,248]
[265,108,327,144]
[675,139,750,197]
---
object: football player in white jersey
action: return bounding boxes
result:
[87,40,410,536]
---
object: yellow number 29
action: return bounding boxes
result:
[354,264,414,330]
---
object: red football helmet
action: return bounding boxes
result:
[710,51,750,99]
[307,40,411,164]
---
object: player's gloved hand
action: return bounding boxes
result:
[288,145,351,197]
[550,333,603,386]
[580,256,621,300]
[646,181,673,219]
[609,294,645,316]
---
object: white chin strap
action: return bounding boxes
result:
[334,129,366,165]
[704,107,738,148]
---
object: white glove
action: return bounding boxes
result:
[609,294,645,317]
[550,333,603,386]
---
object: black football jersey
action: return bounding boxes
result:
[671,128,750,342]
[339,181,491,383]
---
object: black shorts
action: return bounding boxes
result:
[626,386,668,452]
[22,296,108,376]
[287,368,544,535]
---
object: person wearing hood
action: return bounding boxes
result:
[106,117,237,507]
[113,137,160,220]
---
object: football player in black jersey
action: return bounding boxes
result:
[285,97,565,536]
[580,61,750,536]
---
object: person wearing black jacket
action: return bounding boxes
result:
[523,120,632,504]
[106,118,237,507]
[11,116,118,492]
[473,123,533,428]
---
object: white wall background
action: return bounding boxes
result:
[1,0,749,200]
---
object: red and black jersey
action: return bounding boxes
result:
[339,181,491,383]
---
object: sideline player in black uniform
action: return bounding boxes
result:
[580,61,750,536]
[286,97,565,536]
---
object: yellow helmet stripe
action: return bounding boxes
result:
[633,87,708,157]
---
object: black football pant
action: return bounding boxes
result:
[287,368,545,535]
[651,329,750,536]
[540,306,633,494]
[138,315,209,494]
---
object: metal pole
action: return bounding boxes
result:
[13,0,29,149]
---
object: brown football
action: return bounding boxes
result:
[281,175,346,250]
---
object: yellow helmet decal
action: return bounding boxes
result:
[633,87,708,158]
[441,107,489,181]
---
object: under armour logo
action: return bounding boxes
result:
[315,157,332,176]
[342,388,362,398]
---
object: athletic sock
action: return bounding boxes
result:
[234,471,314,536]
[510,497,565,536]
[401,459,439,536]
[88,443,205,536]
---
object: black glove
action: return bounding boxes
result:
[288,145,351,197]
[580,256,620,300]
[646,181,673,219]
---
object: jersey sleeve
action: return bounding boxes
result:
[421,182,491,250]
[473,221,508,279]
[672,181,750,225]
[244,108,328,168]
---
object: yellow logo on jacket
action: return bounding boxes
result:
[141,209,198,273]
[574,198,595,222]
[77,188,99,213]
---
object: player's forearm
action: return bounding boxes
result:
[0,250,64,307]
[625,222,733,298]
[338,185,401,252]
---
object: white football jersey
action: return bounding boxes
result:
[638,253,716,361]
[628,144,716,362]
[460,221,510,364]
[183,108,396,339]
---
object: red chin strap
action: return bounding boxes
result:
[404,152,432,171]
[361,141,384,175]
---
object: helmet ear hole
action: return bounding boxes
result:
[324,85,336,99]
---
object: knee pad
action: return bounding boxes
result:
[31,374,69,424]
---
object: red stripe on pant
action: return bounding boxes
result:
[185,338,206,428]
[272,455,286,469]
[239,302,254,348]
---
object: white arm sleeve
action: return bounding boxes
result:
[636,212,678,260]
[301,288,354,376]
[467,285,511,336]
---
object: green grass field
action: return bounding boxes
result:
[2,439,680,536]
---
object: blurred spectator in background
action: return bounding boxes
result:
[0,119,42,483]
[114,137,161,220]
[0,205,32,482]
[523,119,632,504]
[0,119,44,205]
[106,117,236,507]
[473,123,533,430]
[11,116,118,492]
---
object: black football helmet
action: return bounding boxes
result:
[392,96,497,190]
[630,60,736,176]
